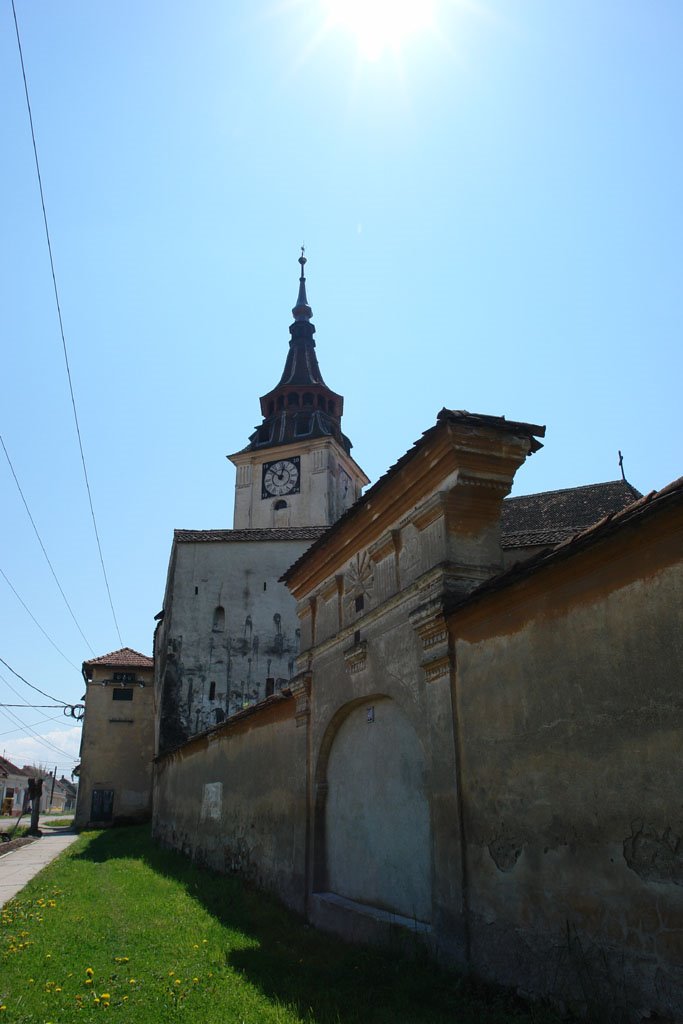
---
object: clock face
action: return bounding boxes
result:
[262,457,300,498]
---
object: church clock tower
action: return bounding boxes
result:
[229,252,369,529]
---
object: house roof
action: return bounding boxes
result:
[0,755,27,777]
[502,479,643,549]
[448,475,683,615]
[82,647,153,675]
[174,527,327,544]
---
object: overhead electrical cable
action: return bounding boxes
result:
[0,564,80,669]
[0,704,66,709]
[1,434,94,655]
[10,0,123,647]
[0,653,67,705]
[0,695,77,761]
[0,712,67,739]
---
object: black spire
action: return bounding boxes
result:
[246,252,351,454]
[292,247,312,323]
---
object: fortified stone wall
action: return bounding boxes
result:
[156,534,321,752]
[450,509,683,1020]
[153,693,307,913]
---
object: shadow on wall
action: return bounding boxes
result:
[71,826,555,1024]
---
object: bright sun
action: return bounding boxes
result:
[322,0,436,60]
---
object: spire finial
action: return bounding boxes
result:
[292,246,312,322]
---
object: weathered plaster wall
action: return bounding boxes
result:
[157,538,313,751]
[451,526,683,1019]
[153,696,307,912]
[75,665,154,827]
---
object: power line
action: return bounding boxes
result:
[0,698,77,761]
[1,434,94,655]
[0,704,65,709]
[0,564,81,669]
[10,0,123,647]
[0,654,66,705]
[0,712,66,739]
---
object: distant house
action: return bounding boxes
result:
[21,770,78,813]
[74,647,154,827]
[0,756,29,817]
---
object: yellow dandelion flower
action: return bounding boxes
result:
[85,967,94,977]
[122,996,128,1001]
[174,978,181,986]
[193,977,199,983]
[101,993,110,1000]
[85,979,93,986]
[55,987,62,993]
[129,978,136,984]
[94,997,100,1004]
[193,943,199,949]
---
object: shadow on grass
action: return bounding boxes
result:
[72,825,560,1024]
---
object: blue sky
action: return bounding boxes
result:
[1,0,681,773]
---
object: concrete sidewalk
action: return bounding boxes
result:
[0,830,79,907]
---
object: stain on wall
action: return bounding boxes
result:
[623,823,683,886]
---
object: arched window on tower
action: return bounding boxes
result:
[295,412,313,436]
[268,400,275,415]
[277,395,285,411]
[317,395,326,410]
[288,392,300,407]
[273,498,289,527]
[303,392,314,407]
[328,400,336,415]
[212,606,225,632]
[209,681,216,701]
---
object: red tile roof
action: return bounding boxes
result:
[448,475,683,613]
[82,647,153,673]
[502,480,642,548]
[0,755,28,777]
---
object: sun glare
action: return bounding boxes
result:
[322,0,436,60]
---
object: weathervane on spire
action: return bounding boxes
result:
[293,245,312,322]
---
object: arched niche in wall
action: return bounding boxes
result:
[212,606,225,632]
[273,498,289,527]
[313,695,432,923]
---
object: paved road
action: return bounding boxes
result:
[0,828,78,906]
[0,814,74,833]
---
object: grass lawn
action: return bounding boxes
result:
[0,826,563,1023]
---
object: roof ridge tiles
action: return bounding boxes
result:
[449,474,683,614]
[82,646,153,668]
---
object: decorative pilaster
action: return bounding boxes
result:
[343,638,368,675]
[410,600,451,684]
[289,670,311,727]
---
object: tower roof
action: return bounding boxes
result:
[244,252,352,454]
